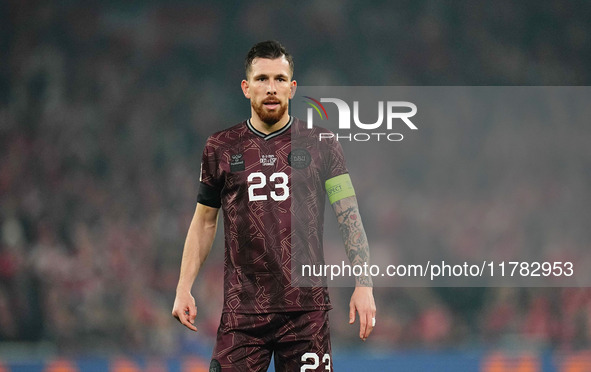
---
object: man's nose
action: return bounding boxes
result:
[267,80,277,94]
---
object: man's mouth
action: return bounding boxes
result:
[263,100,280,110]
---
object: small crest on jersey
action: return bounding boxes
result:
[230,153,245,172]
[209,359,221,372]
[289,148,311,169]
[260,154,277,166]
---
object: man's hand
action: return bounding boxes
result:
[172,290,198,332]
[349,286,376,341]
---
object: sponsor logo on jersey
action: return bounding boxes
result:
[230,153,245,172]
[288,148,311,169]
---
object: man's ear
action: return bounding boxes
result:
[241,80,250,99]
[289,80,297,99]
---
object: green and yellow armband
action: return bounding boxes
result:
[325,173,355,204]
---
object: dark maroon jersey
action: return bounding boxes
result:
[200,117,347,313]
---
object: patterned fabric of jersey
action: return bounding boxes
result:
[200,117,348,314]
[211,310,332,372]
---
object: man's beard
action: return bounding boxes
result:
[252,99,288,125]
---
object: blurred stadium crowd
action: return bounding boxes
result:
[1,0,590,357]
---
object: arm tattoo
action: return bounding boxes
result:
[333,196,372,287]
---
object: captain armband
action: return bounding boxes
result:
[325,173,355,204]
[197,182,222,208]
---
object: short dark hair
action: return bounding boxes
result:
[244,40,294,79]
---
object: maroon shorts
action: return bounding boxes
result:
[209,310,332,371]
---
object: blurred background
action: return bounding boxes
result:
[1,0,590,370]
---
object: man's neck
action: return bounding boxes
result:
[249,114,291,134]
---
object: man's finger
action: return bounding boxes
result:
[189,305,197,324]
[173,307,198,332]
[364,311,374,339]
[359,311,367,340]
[181,311,198,332]
[349,303,356,324]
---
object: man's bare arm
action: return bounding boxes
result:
[333,195,372,287]
[172,203,219,331]
[332,195,376,341]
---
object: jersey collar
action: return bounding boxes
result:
[246,116,293,141]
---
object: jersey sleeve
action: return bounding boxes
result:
[322,133,349,181]
[197,138,222,208]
